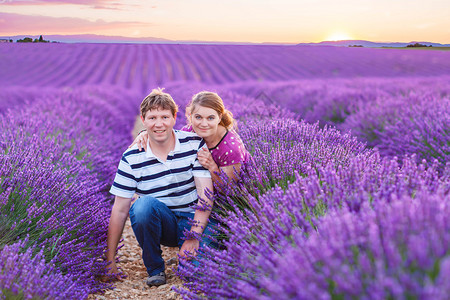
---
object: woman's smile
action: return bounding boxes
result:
[191,106,221,137]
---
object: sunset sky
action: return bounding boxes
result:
[1,0,449,43]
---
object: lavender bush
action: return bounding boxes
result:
[177,164,449,299]
[0,240,88,300]
[245,192,450,300]
[237,118,370,191]
[0,86,138,293]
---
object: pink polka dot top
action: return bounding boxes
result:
[181,124,250,167]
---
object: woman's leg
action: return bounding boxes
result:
[129,196,178,277]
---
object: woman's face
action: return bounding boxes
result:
[190,105,221,138]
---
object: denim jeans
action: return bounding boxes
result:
[129,195,217,276]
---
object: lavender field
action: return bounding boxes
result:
[0,43,449,299]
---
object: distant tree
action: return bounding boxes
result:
[17,37,33,43]
[406,42,428,48]
[17,36,49,43]
[37,35,49,43]
[348,45,363,47]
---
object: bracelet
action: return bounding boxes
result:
[192,220,208,227]
[182,229,202,241]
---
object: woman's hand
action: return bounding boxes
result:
[179,239,200,259]
[198,147,219,172]
[129,130,148,151]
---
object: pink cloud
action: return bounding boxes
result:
[0,12,149,34]
[0,0,106,5]
[0,0,125,10]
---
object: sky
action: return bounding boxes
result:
[1,0,449,44]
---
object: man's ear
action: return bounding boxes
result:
[140,115,145,123]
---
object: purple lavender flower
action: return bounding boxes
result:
[0,240,88,299]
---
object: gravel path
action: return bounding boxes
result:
[88,218,184,300]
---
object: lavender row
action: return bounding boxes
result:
[224,76,450,168]
[1,44,450,92]
[0,86,139,296]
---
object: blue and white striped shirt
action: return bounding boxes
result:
[110,130,211,212]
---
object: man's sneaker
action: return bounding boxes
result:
[146,271,166,287]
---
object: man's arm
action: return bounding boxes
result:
[106,196,133,275]
[179,176,214,257]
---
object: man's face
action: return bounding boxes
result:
[141,108,176,145]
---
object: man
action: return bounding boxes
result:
[106,88,214,286]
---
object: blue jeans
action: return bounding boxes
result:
[129,196,217,276]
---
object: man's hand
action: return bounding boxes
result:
[129,130,148,151]
[107,261,119,274]
[105,196,132,281]
[100,260,121,282]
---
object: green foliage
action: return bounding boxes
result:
[406,43,432,48]
[0,288,42,300]
[16,36,49,43]
[17,37,33,43]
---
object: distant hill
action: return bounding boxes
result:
[297,40,450,48]
[1,35,449,46]
[0,34,279,45]
[1,34,171,44]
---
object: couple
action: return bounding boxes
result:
[106,89,249,287]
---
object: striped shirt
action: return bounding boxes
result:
[110,130,211,212]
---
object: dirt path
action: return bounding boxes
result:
[88,219,183,300]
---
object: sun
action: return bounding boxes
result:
[325,32,354,42]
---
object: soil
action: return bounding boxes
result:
[88,219,184,300]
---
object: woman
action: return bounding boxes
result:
[132,91,250,184]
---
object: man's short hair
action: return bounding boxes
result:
[140,88,178,118]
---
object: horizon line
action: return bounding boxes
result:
[1,34,449,46]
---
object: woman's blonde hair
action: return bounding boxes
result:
[186,91,234,129]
